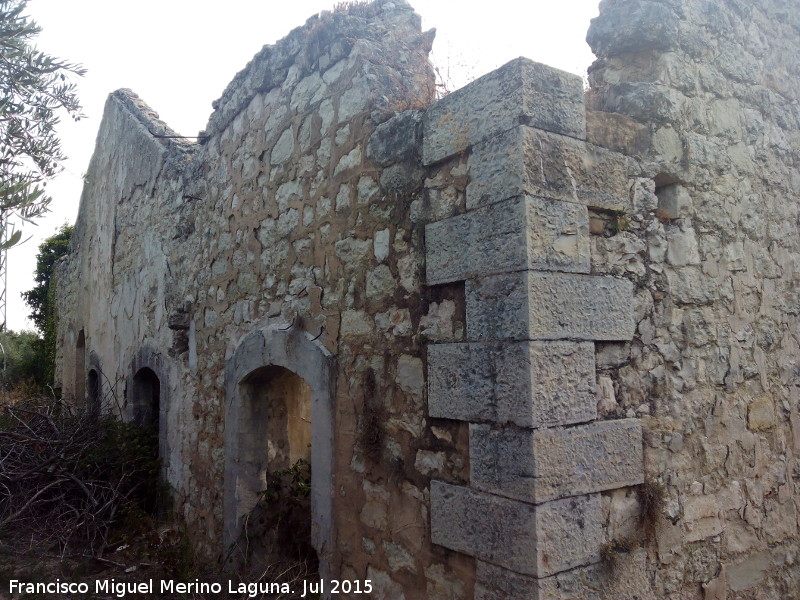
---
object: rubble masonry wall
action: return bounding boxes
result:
[55,0,800,597]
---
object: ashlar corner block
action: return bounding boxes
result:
[465,271,635,342]
[470,419,644,503]
[430,481,603,577]
[427,341,597,428]
[475,561,604,600]
[466,126,631,212]
[425,195,590,285]
[422,58,586,165]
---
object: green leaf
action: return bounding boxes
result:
[0,229,22,249]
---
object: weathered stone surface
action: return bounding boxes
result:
[656,183,693,219]
[428,341,596,428]
[747,396,775,431]
[466,271,635,341]
[430,481,602,577]
[727,551,771,592]
[535,494,604,576]
[476,550,653,600]
[666,224,700,266]
[423,58,586,165]
[426,196,589,285]
[664,266,719,305]
[466,127,630,211]
[430,481,538,575]
[586,110,650,156]
[367,109,423,166]
[475,562,601,600]
[587,1,679,57]
[470,419,644,503]
[683,494,721,542]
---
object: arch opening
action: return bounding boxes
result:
[87,368,100,417]
[243,365,312,473]
[224,327,335,577]
[75,330,85,400]
[238,365,315,563]
[132,367,160,430]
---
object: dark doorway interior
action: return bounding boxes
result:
[132,367,160,430]
[87,368,100,417]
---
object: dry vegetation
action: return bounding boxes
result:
[0,390,318,599]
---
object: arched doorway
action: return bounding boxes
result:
[87,368,100,417]
[238,365,315,561]
[224,325,335,576]
[132,367,160,430]
[242,365,312,474]
[128,348,169,470]
[75,330,86,400]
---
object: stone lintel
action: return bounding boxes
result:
[427,341,596,428]
[466,271,635,341]
[425,196,590,285]
[422,58,586,165]
[430,481,602,577]
[470,419,644,503]
[466,126,630,212]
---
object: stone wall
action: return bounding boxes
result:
[419,58,645,597]
[54,0,800,597]
[56,2,472,594]
[586,0,800,598]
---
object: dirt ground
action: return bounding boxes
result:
[0,523,317,599]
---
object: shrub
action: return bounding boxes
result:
[0,394,162,555]
[243,458,315,564]
[0,329,47,390]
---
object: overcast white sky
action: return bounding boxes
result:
[6,0,601,331]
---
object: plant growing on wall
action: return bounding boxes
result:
[0,0,84,248]
[250,458,314,562]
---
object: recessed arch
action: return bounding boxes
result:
[132,367,160,428]
[241,365,313,473]
[87,368,100,417]
[128,347,169,469]
[224,325,336,576]
[75,330,86,400]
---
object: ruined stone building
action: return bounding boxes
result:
[55,0,800,597]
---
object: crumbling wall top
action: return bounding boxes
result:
[202,0,434,139]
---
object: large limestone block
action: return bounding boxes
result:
[423,58,585,165]
[470,419,644,503]
[586,110,650,157]
[466,271,635,341]
[475,562,601,600]
[466,126,630,211]
[427,341,596,428]
[425,196,589,285]
[366,109,423,167]
[430,481,602,577]
[475,550,651,600]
